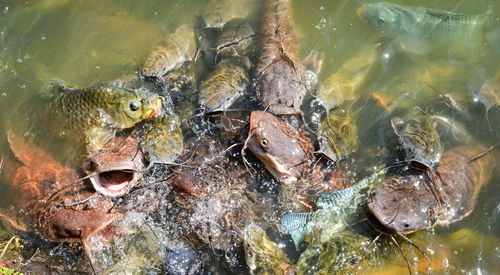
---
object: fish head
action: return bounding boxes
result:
[42,205,118,243]
[108,87,162,129]
[83,135,144,197]
[391,114,443,168]
[366,172,438,234]
[245,111,312,184]
[357,2,405,35]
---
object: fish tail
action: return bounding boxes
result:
[281,212,314,247]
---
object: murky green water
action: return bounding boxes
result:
[0,0,499,273]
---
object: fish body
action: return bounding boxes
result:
[317,46,376,111]
[256,0,307,115]
[138,114,184,165]
[479,68,500,112]
[320,103,359,161]
[47,82,161,150]
[367,146,496,234]
[296,231,380,273]
[391,112,443,169]
[372,59,480,113]
[216,17,256,59]
[281,168,387,246]
[199,58,249,113]
[142,24,196,80]
[194,0,253,76]
[5,130,117,243]
[358,2,488,57]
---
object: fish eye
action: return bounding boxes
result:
[129,102,140,111]
[261,139,269,147]
[404,223,410,228]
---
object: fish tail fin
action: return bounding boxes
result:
[281,212,314,247]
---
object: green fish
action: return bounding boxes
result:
[319,101,359,161]
[358,2,489,57]
[216,17,256,59]
[47,81,162,150]
[281,167,387,247]
[391,111,443,169]
[142,24,196,80]
[138,113,184,165]
[198,58,249,113]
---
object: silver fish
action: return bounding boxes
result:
[281,167,386,246]
[358,2,488,57]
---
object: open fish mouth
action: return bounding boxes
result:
[89,164,139,197]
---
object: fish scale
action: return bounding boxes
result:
[358,2,489,57]
[281,168,387,246]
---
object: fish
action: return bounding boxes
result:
[367,146,496,234]
[5,130,119,273]
[138,114,184,165]
[320,102,360,161]
[366,146,497,273]
[197,16,255,114]
[216,17,256,59]
[243,111,314,185]
[317,46,377,111]
[47,81,162,150]
[82,134,145,197]
[199,58,250,113]
[281,167,387,246]
[256,0,307,116]
[391,112,443,169]
[358,2,488,57]
[142,24,196,81]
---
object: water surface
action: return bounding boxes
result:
[0,0,499,273]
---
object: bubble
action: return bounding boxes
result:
[41,35,46,40]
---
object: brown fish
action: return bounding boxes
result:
[244,111,314,184]
[255,0,307,116]
[82,134,144,197]
[366,146,497,273]
[367,146,496,234]
[5,131,119,273]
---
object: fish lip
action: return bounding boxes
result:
[247,111,298,184]
[365,206,398,235]
[89,162,140,197]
